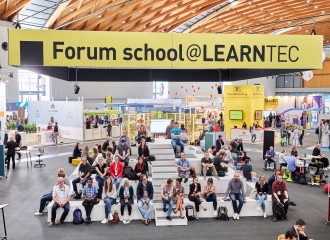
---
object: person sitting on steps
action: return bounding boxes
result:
[161,178,175,221]
[188,177,207,220]
[171,121,185,155]
[174,152,192,183]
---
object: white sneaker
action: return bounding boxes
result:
[213,210,217,216]
[108,213,113,221]
[195,213,199,220]
[263,212,267,218]
[34,211,43,216]
[101,218,108,224]
[129,216,133,221]
[236,214,240,220]
[233,213,237,220]
[257,207,261,212]
[55,220,61,225]
[48,222,54,227]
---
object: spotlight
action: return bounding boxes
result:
[74,83,80,94]
[14,22,21,29]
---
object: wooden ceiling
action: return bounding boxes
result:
[1,0,329,43]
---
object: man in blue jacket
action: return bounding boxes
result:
[137,174,154,226]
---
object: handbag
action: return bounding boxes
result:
[110,210,119,224]
[250,188,258,199]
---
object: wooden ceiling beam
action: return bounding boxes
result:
[1,0,31,20]
[44,0,73,28]
[82,0,143,31]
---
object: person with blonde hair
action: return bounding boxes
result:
[35,168,72,216]
[255,176,269,218]
[101,176,117,224]
[119,179,134,221]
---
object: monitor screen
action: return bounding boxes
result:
[229,110,243,120]
[150,119,171,133]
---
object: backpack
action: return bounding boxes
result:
[295,173,307,185]
[276,203,285,220]
[185,204,195,221]
[148,155,156,161]
[73,208,84,224]
[123,166,133,178]
[216,206,229,221]
[315,127,319,134]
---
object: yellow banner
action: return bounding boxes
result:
[9,29,323,69]
[264,96,279,110]
[224,85,264,99]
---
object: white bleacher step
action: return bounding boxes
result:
[152,167,178,173]
[152,172,179,179]
[148,144,172,149]
[155,209,187,226]
[151,161,175,166]
[150,148,174,155]
[152,155,175,161]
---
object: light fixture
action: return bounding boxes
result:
[322,11,325,14]
[70,7,74,12]
[143,25,146,28]
[98,14,102,18]
[122,20,126,23]
[174,4,178,7]
[14,21,21,29]
[314,6,318,9]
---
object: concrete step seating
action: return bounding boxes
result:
[154,208,187,226]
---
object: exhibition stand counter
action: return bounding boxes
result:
[230,128,263,142]
[40,130,54,145]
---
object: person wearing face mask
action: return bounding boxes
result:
[115,136,131,167]
[272,174,289,222]
[223,171,246,220]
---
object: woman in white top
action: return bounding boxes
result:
[224,146,233,164]
[101,176,117,224]
[292,125,299,147]
[279,148,288,167]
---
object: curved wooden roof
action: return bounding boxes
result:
[1,0,329,43]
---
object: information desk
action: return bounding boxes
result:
[230,128,263,142]
[322,134,329,148]
[40,131,54,145]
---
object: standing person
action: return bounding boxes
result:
[137,175,154,226]
[215,135,224,152]
[219,120,225,132]
[317,121,323,144]
[101,176,117,224]
[49,177,71,227]
[223,171,246,220]
[285,123,292,145]
[255,176,269,218]
[292,125,299,147]
[203,178,218,216]
[106,122,112,138]
[170,121,185,154]
[219,112,223,121]
[290,219,308,240]
[272,174,289,222]
[95,157,107,198]
[119,179,134,221]
[250,123,257,143]
[3,122,8,145]
[165,119,175,139]
[115,136,131,167]
[82,178,98,223]
[5,136,16,171]
[161,178,174,221]
[173,178,184,219]
[188,177,206,220]
[109,155,123,190]
[72,157,91,199]
[298,126,304,147]
[15,130,22,160]
[53,122,59,144]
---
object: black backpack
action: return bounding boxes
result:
[295,173,307,185]
[216,206,229,221]
[276,203,285,220]
[123,166,133,178]
[185,204,195,221]
[315,127,319,134]
[73,208,84,224]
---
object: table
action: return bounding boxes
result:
[230,128,263,142]
[0,204,8,240]
[15,147,33,168]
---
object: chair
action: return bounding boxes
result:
[286,171,293,182]
[282,167,289,179]
[307,166,321,187]
[34,147,45,168]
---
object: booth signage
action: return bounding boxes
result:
[9,29,323,69]
[264,97,279,110]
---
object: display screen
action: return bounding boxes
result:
[255,110,263,120]
[150,119,171,133]
[229,110,243,120]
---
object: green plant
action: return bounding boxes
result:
[7,122,16,130]
[30,123,37,133]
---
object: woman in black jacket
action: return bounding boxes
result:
[138,137,150,172]
[188,177,206,219]
[73,142,81,158]
[255,176,269,218]
[133,156,147,180]
[312,144,329,169]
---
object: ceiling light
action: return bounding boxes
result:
[192,10,196,13]
[322,11,325,14]
[299,26,302,30]
[270,12,273,16]
[260,8,263,10]
[174,4,177,7]
[70,7,74,12]
[306,0,310,3]
[314,6,318,9]
[143,25,146,28]
[280,17,283,20]
[288,21,291,24]
[122,20,126,23]
[305,30,308,33]
[98,14,102,18]
[249,1,252,4]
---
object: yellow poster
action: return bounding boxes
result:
[9,29,323,69]
[264,96,279,110]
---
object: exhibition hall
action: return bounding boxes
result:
[0,0,330,240]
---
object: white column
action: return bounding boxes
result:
[0,82,6,144]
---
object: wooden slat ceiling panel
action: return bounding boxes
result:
[0,0,329,43]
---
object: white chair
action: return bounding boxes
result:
[34,147,45,168]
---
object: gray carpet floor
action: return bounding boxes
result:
[1,130,330,240]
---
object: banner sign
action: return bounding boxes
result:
[9,29,323,69]
[264,96,279,110]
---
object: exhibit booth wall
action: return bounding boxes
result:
[28,101,84,141]
[224,85,264,138]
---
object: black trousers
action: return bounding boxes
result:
[120,198,133,216]
[272,195,289,217]
[82,199,95,218]
[188,194,201,212]
[6,155,15,170]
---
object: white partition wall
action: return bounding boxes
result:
[28,101,84,141]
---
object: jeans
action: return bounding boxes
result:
[205,193,217,211]
[39,192,53,213]
[251,134,256,143]
[171,139,184,154]
[112,177,122,190]
[256,194,267,211]
[104,198,116,218]
[247,177,259,183]
[286,133,291,145]
[96,174,105,197]
[162,197,173,217]
[72,177,88,194]
[138,200,154,220]
[264,158,277,170]
[229,193,244,214]
[51,202,70,223]
[299,137,303,146]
